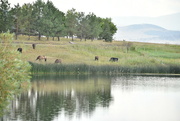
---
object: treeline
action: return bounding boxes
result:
[0,0,117,42]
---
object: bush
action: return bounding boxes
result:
[0,32,31,116]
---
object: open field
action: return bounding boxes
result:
[11,35,180,74]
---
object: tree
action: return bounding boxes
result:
[65,8,78,41]
[52,9,65,41]
[20,3,34,40]
[10,3,22,39]
[76,12,91,41]
[0,0,13,32]
[87,13,102,41]
[0,0,117,42]
[40,0,54,40]
[41,0,65,41]
[32,0,45,40]
[99,18,117,42]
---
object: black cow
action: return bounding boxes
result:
[95,56,99,61]
[109,57,118,62]
[17,48,22,53]
[32,44,36,49]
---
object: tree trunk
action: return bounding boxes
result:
[58,36,60,41]
[38,33,41,40]
[91,37,94,41]
[28,29,31,40]
[15,23,18,40]
[80,35,83,41]
[15,33,18,40]
[28,35,30,40]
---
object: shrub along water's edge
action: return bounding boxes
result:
[29,62,180,75]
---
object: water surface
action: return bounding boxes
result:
[1,75,180,121]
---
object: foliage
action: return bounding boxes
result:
[0,0,117,41]
[32,0,45,40]
[10,3,21,39]
[87,13,103,41]
[0,32,31,116]
[0,0,13,32]
[17,3,34,39]
[65,8,78,41]
[100,18,117,42]
[76,12,90,41]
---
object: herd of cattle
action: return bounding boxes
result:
[94,56,118,62]
[17,44,119,63]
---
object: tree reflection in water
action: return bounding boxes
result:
[2,75,113,121]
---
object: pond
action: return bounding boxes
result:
[1,74,180,121]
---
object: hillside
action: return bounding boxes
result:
[11,35,180,65]
[3,35,180,74]
[112,13,180,31]
[114,24,180,44]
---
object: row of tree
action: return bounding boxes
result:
[0,0,117,42]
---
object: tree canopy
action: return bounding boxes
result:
[0,0,117,42]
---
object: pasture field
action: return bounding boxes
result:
[11,35,180,74]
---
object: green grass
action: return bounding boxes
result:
[10,35,180,74]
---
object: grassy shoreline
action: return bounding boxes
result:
[11,35,180,75]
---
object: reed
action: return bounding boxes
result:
[29,62,180,75]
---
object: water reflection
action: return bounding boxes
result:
[109,75,180,121]
[1,75,112,121]
[1,75,180,121]
[111,75,180,91]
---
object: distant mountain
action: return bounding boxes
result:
[112,13,180,31]
[114,24,180,44]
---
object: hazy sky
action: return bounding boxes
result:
[8,0,180,17]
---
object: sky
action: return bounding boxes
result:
[8,0,180,18]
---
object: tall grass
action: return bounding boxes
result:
[29,62,180,75]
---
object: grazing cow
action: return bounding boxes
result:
[17,48,22,53]
[54,59,62,63]
[95,56,99,61]
[109,57,118,62]
[32,44,36,49]
[36,55,47,62]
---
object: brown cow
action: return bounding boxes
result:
[36,55,47,62]
[54,59,62,63]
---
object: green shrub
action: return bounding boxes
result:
[0,32,31,116]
